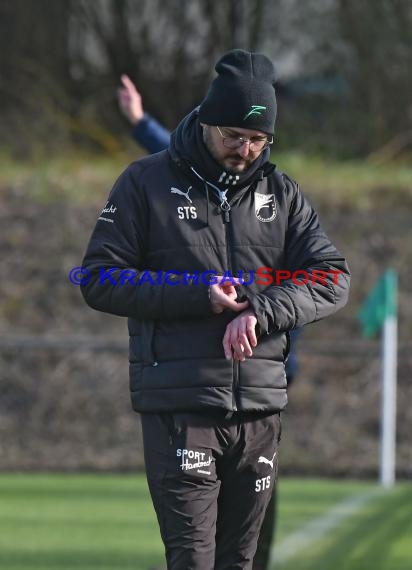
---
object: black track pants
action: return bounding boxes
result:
[141,411,281,570]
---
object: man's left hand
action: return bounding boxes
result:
[223,309,258,361]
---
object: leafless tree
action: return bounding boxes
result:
[337,0,412,151]
[1,0,411,155]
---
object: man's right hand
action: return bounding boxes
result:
[209,276,249,314]
[117,74,144,125]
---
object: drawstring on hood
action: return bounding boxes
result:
[190,165,231,222]
[205,182,210,226]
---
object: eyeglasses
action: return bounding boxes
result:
[216,126,273,152]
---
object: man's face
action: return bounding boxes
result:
[202,124,270,173]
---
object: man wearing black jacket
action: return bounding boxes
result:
[81,49,350,570]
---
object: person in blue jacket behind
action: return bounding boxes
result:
[118,74,170,153]
[117,73,302,570]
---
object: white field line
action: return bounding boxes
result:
[270,487,383,567]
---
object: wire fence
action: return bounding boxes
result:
[1,336,411,476]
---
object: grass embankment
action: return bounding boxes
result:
[1,151,411,208]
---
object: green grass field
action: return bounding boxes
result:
[0,474,411,570]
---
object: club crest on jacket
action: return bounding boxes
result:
[254,192,277,222]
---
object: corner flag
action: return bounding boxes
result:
[358,269,398,488]
[358,270,397,338]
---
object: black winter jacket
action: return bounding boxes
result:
[81,111,350,414]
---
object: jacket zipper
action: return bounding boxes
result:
[218,191,241,412]
[232,360,239,412]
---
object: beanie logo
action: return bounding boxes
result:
[243,105,267,121]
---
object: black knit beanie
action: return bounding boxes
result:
[198,49,277,135]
